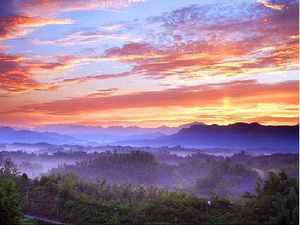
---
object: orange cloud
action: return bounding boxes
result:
[99,39,298,80]
[13,80,298,115]
[0,0,298,128]
[7,16,73,28]
[0,15,73,41]
[257,0,285,10]
[0,80,296,127]
[3,0,297,93]
[242,116,299,125]
[123,1,298,80]
[0,52,68,94]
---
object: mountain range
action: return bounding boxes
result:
[1,122,203,145]
[114,123,299,151]
[0,126,84,144]
[30,122,203,143]
[1,122,298,151]
[33,121,203,135]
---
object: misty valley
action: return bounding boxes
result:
[0,144,299,197]
[0,123,299,225]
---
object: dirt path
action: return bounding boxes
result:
[24,215,67,225]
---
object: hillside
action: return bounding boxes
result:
[118,123,299,151]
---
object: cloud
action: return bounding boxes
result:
[14,80,299,115]
[85,88,120,97]
[15,0,148,15]
[31,30,130,46]
[257,0,285,10]
[96,1,298,80]
[99,24,123,30]
[3,0,297,88]
[0,0,298,127]
[241,116,299,124]
[62,71,131,84]
[0,14,74,41]
[0,0,146,44]
[9,16,73,28]
[0,0,147,41]
[0,51,68,94]
[49,50,169,75]
[104,42,160,57]
[100,39,298,80]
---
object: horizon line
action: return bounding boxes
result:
[1,121,299,130]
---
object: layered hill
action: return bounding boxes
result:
[0,123,298,151]
[117,123,299,151]
[0,126,85,144]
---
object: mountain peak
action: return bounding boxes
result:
[157,123,299,150]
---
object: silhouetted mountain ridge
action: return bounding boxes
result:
[0,127,85,144]
[152,122,299,150]
[33,121,205,136]
[0,122,298,151]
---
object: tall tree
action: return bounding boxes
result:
[0,179,24,225]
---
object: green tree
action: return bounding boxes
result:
[1,158,19,177]
[60,172,78,197]
[0,179,24,225]
[240,171,299,224]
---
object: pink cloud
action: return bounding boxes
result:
[0,52,67,94]
[85,88,120,97]
[0,15,73,41]
[14,80,299,115]
[16,0,148,15]
[97,1,299,80]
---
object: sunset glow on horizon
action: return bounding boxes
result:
[0,0,298,128]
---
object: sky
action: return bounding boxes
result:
[0,0,298,128]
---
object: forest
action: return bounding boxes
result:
[0,148,298,224]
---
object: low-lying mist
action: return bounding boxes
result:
[0,143,298,200]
